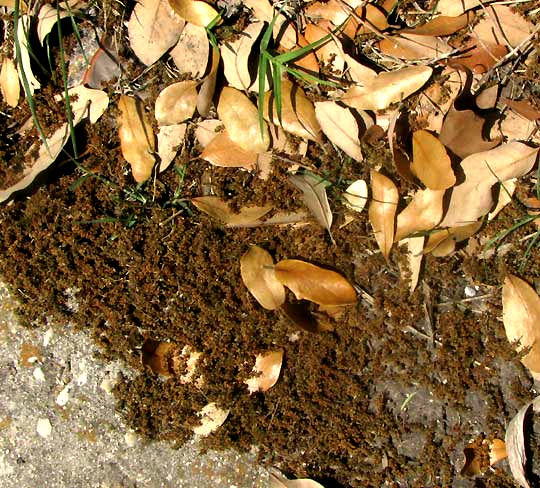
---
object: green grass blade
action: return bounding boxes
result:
[273,62,282,124]
[287,67,340,87]
[258,52,269,135]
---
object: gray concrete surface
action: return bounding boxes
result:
[0,282,270,487]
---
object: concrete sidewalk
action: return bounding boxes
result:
[0,282,269,488]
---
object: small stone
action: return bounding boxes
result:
[36,418,52,438]
[43,328,54,347]
[33,367,45,382]
[464,285,478,298]
[100,377,115,394]
[124,430,137,447]
[56,384,71,407]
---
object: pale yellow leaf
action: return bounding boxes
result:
[0,58,20,107]
[157,123,186,172]
[343,180,368,213]
[369,171,399,260]
[314,101,363,161]
[118,95,156,183]
[217,87,270,153]
[170,23,209,78]
[155,80,198,125]
[264,80,322,142]
[342,66,432,111]
[274,260,357,306]
[240,246,285,310]
[168,0,220,27]
[221,22,264,90]
[503,275,540,374]
[395,189,445,242]
[411,130,455,190]
[128,0,184,66]
[192,402,229,436]
[440,142,539,227]
[200,130,258,169]
[191,196,272,227]
[244,350,284,393]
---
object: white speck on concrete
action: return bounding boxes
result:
[33,367,45,382]
[124,430,137,448]
[43,328,54,347]
[36,418,52,438]
[0,453,14,477]
[55,384,71,407]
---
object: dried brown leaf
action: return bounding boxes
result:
[314,101,363,161]
[411,130,455,190]
[240,246,285,310]
[402,12,473,36]
[264,80,322,142]
[473,5,534,49]
[218,86,270,153]
[395,189,445,242]
[343,179,368,213]
[440,142,538,227]
[192,402,229,437]
[157,123,186,172]
[342,66,432,111]
[168,0,220,27]
[369,171,399,260]
[435,0,496,16]
[118,95,156,183]
[503,98,540,122]
[274,260,356,306]
[195,119,222,148]
[269,468,326,488]
[170,23,209,78]
[424,221,483,257]
[378,34,451,60]
[289,172,332,235]
[128,0,184,66]
[451,40,508,75]
[0,57,20,108]
[304,21,345,74]
[200,130,258,169]
[401,236,424,294]
[503,275,540,374]
[244,350,284,394]
[191,196,272,227]
[155,80,198,126]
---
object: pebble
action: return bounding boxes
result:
[33,367,45,382]
[36,418,52,438]
[56,384,71,407]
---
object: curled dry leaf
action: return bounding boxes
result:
[168,0,220,27]
[157,123,186,172]
[16,16,40,95]
[191,196,272,227]
[196,47,219,117]
[264,80,322,142]
[343,179,368,213]
[141,339,177,376]
[424,221,483,257]
[461,437,507,477]
[402,12,473,36]
[369,171,399,261]
[118,95,156,183]
[240,246,285,311]
[411,130,455,190]
[289,172,333,236]
[155,80,198,126]
[314,101,363,161]
[502,275,540,376]
[200,130,258,169]
[170,23,209,78]
[221,21,264,91]
[218,87,270,153]
[395,189,445,242]
[128,0,184,66]
[440,142,539,227]
[274,259,356,306]
[342,66,432,111]
[37,3,73,45]
[192,402,229,437]
[244,350,284,394]
[0,57,20,108]
[505,396,540,488]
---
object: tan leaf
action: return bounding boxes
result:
[264,80,322,142]
[0,57,20,107]
[240,246,285,310]
[304,21,345,74]
[424,221,483,257]
[128,0,184,66]
[503,98,540,122]
[401,236,424,294]
[473,5,534,49]
[141,340,176,376]
[269,468,326,488]
[411,130,455,190]
[489,439,507,466]
[192,402,229,437]
[343,53,377,85]
[440,142,538,227]
[451,40,508,75]
[200,130,258,169]
[314,101,363,161]
[217,87,270,153]
[118,95,156,183]
[499,110,538,143]
[503,275,540,374]
[343,179,368,213]
[378,34,451,60]
[221,22,264,90]
[195,119,222,148]
[274,260,357,306]
[168,0,220,27]
[434,0,496,16]
[170,23,209,78]
[369,171,399,260]
[305,0,364,26]
[289,172,332,235]
[15,16,40,95]
[402,12,473,36]
[439,105,501,159]
[342,66,432,111]
[476,85,499,110]
[244,350,284,394]
[157,123,186,172]
[37,4,71,45]
[488,179,516,221]
[395,189,446,242]
[191,196,272,227]
[155,80,198,126]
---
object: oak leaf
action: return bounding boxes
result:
[0,57,19,107]
[411,130,455,190]
[191,196,272,227]
[369,171,399,260]
[168,0,220,27]
[244,350,284,394]
[395,189,445,242]
[155,80,198,126]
